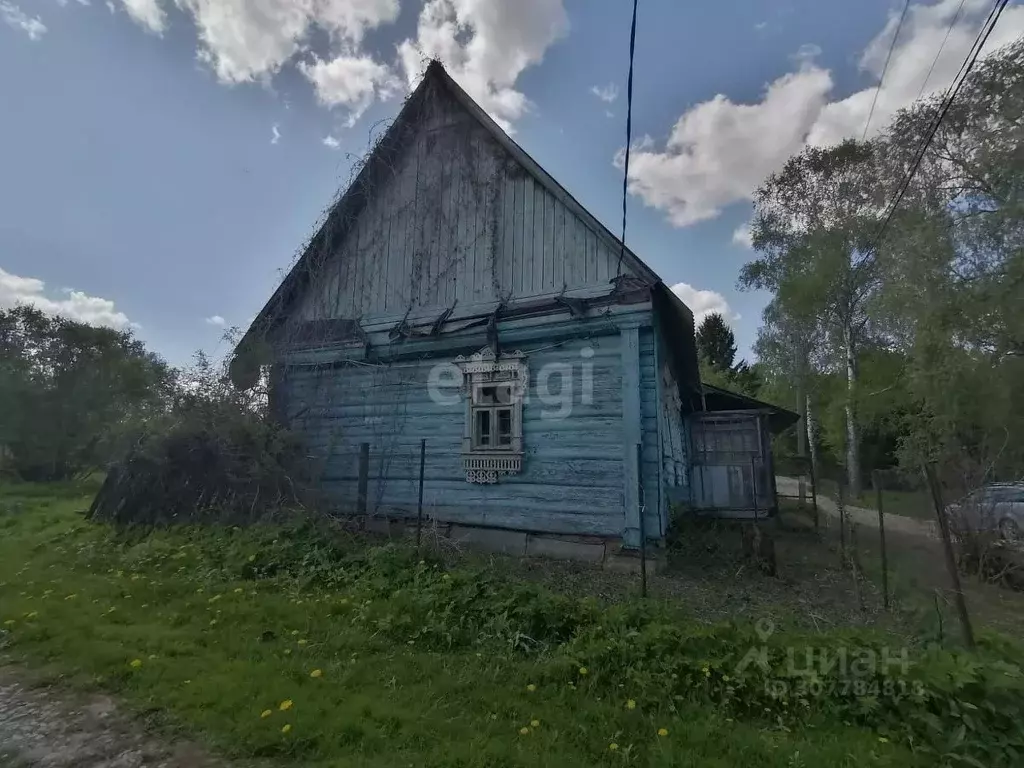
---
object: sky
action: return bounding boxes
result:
[2,0,1023,366]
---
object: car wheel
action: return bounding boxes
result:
[998,517,1021,542]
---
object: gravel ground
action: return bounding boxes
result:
[775,476,939,538]
[0,667,226,768]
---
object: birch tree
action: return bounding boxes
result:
[740,140,886,497]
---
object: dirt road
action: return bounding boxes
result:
[775,476,938,539]
[0,666,225,768]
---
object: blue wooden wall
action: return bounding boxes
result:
[278,310,663,538]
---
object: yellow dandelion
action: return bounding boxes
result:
[658,728,669,737]
[526,683,536,692]
[260,709,272,719]
[279,699,293,711]
[609,743,619,751]
[281,724,292,734]
[310,669,323,678]
[129,659,143,669]
[578,666,588,676]
[626,699,636,710]
[530,719,540,728]
[519,726,530,735]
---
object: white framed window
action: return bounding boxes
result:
[455,348,527,483]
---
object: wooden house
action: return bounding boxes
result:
[232,61,791,561]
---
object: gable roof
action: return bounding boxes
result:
[236,60,699,390]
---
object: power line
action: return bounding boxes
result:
[866,0,1009,256]
[916,0,968,100]
[862,0,912,140]
[616,0,640,278]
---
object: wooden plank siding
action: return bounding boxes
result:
[278,331,628,536]
[294,83,644,328]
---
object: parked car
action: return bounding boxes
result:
[946,482,1024,541]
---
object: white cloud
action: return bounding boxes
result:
[119,0,165,34]
[171,0,398,85]
[1,2,47,40]
[0,267,132,329]
[271,123,281,144]
[322,134,341,148]
[628,0,1024,227]
[398,0,569,131]
[591,82,618,103]
[731,222,753,248]
[670,282,739,324]
[299,53,398,125]
[205,314,226,326]
[627,66,833,226]
[808,0,1024,146]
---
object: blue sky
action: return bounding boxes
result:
[2,0,1021,365]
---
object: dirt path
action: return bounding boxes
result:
[0,666,226,768]
[775,476,938,539]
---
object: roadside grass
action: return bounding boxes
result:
[850,490,935,522]
[1,484,1020,767]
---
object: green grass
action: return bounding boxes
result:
[0,483,1013,767]
[849,490,935,522]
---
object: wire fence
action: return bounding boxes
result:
[772,461,1024,645]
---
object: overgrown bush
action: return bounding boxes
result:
[88,352,310,526]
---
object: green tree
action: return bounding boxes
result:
[742,139,886,497]
[874,38,1024,487]
[0,306,172,480]
[696,312,738,372]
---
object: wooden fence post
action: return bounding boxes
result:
[837,478,847,565]
[637,442,647,598]
[924,464,975,649]
[357,443,369,516]
[416,439,426,549]
[873,470,890,611]
[809,457,820,535]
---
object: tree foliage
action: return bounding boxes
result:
[696,312,738,372]
[0,306,172,481]
[744,38,1024,492]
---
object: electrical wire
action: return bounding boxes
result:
[865,0,1010,257]
[917,0,968,100]
[862,0,912,140]
[616,0,640,277]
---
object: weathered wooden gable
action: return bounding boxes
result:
[294,72,644,327]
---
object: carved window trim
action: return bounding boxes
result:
[454,348,527,483]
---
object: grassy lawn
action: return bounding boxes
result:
[1,483,1020,767]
